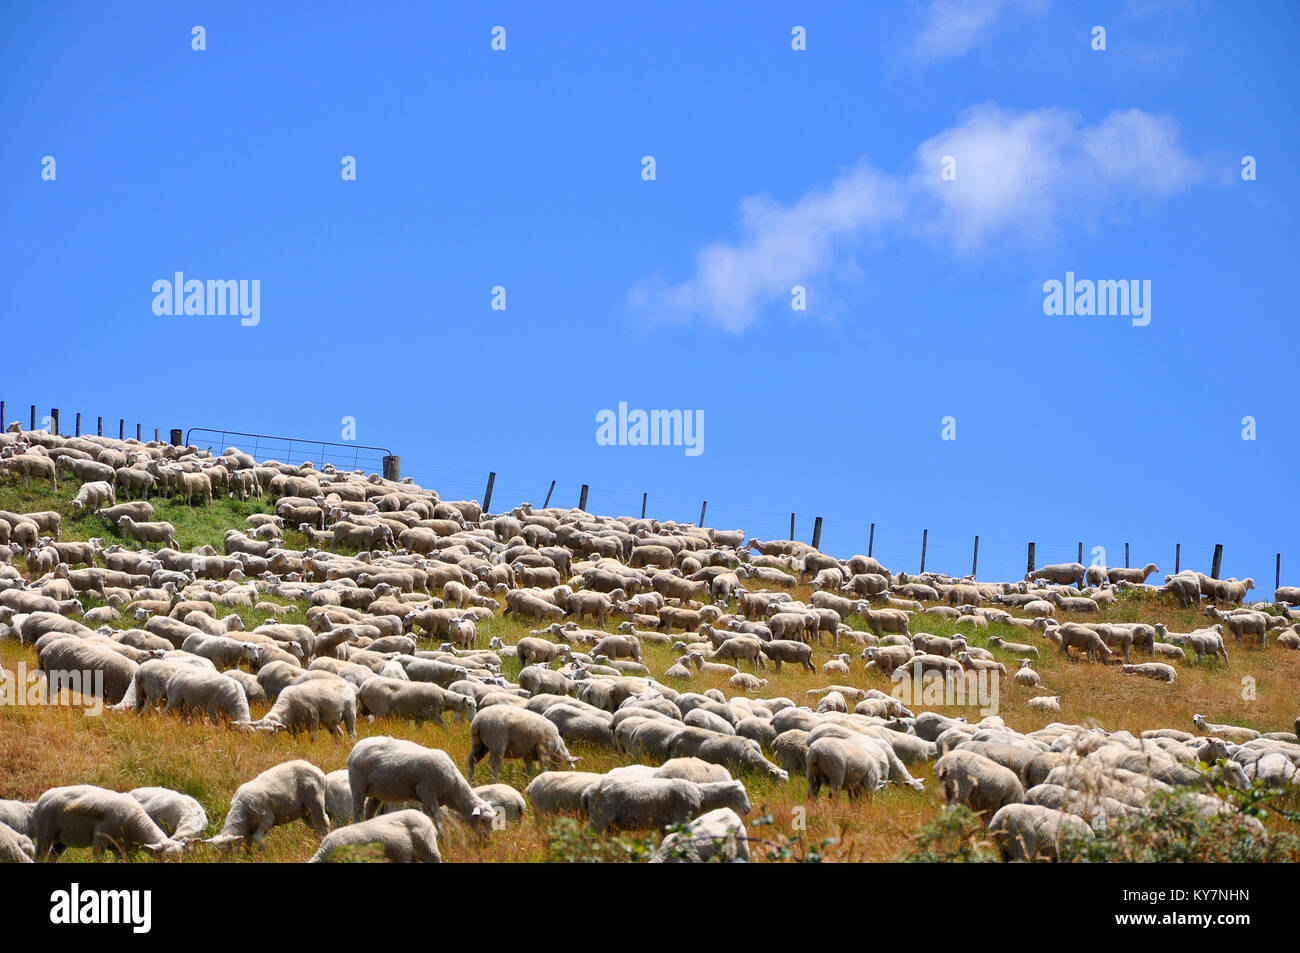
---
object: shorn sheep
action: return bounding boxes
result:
[206,760,331,851]
[347,736,497,836]
[466,705,580,783]
[309,810,441,863]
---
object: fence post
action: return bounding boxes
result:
[382,455,400,481]
[543,481,556,508]
[51,408,59,435]
[1211,544,1223,580]
[1027,542,1036,576]
[1125,543,1129,569]
[0,401,4,430]
[811,516,822,551]
[136,423,141,440]
[170,429,182,447]
[1276,553,1281,598]
[868,523,875,558]
[640,492,646,519]
[481,472,495,514]
[30,405,36,430]
[1077,541,1082,564]
[97,416,102,436]
[118,419,124,439]
[1175,543,1180,574]
[154,428,159,442]
[972,535,979,578]
[699,501,707,528]
[920,529,928,573]
[578,484,589,511]
[75,413,81,437]
[789,513,795,541]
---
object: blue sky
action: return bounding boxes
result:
[2,1,1296,591]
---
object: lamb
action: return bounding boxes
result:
[206,760,331,850]
[1026,562,1087,589]
[861,644,914,676]
[760,639,815,672]
[32,785,186,860]
[583,776,751,833]
[467,705,580,783]
[162,667,252,723]
[358,676,476,726]
[1026,695,1061,712]
[116,515,177,549]
[1013,659,1041,687]
[1056,623,1113,663]
[708,635,765,670]
[1191,714,1259,744]
[1151,641,1186,661]
[0,822,33,863]
[1108,563,1159,585]
[934,749,1025,819]
[805,736,885,800]
[128,787,210,841]
[347,736,497,835]
[986,635,1039,658]
[857,604,911,637]
[1154,623,1229,663]
[987,803,1094,861]
[309,810,441,863]
[822,653,851,676]
[524,771,606,815]
[1121,662,1177,683]
[470,783,528,823]
[651,807,749,863]
[240,678,359,739]
[70,480,115,513]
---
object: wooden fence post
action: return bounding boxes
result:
[811,517,822,551]
[543,481,556,508]
[789,513,795,541]
[578,484,589,511]
[1175,543,1180,574]
[1276,553,1281,598]
[482,472,495,514]
[640,492,646,519]
[136,423,141,440]
[1027,542,1036,576]
[30,405,36,430]
[0,401,4,430]
[868,523,875,558]
[972,536,979,578]
[699,501,707,528]
[75,413,81,437]
[118,419,124,439]
[920,529,928,573]
[51,408,59,435]
[1211,544,1223,580]
[1125,543,1130,569]
[97,416,102,436]
[1077,541,1082,564]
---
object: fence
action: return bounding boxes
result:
[184,427,398,480]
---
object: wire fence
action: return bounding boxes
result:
[185,427,393,476]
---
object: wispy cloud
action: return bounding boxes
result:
[908,0,1049,64]
[631,105,1209,333]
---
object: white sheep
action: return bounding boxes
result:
[205,759,331,850]
[466,705,580,783]
[347,736,496,835]
[934,749,1025,819]
[239,678,358,739]
[583,776,751,833]
[1013,659,1041,687]
[1026,695,1061,712]
[128,786,209,841]
[988,803,1094,861]
[309,810,441,863]
[0,822,34,863]
[32,785,186,860]
[650,807,749,863]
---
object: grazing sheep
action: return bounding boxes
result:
[525,771,605,815]
[760,639,815,672]
[358,677,476,726]
[116,515,177,549]
[0,799,34,837]
[583,777,751,833]
[33,785,186,860]
[1026,562,1087,589]
[239,678,358,739]
[1121,662,1177,683]
[128,787,209,841]
[309,810,441,863]
[988,803,1094,861]
[1191,714,1259,744]
[1154,623,1229,663]
[805,736,885,800]
[347,736,496,835]
[71,480,115,513]
[934,750,1025,819]
[651,807,749,863]
[206,760,331,850]
[0,822,33,863]
[1026,695,1061,712]
[467,705,580,782]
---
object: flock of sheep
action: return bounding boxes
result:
[1,424,1298,863]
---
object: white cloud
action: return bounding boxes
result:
[909,0,1048,63]
[631,105,1207,332]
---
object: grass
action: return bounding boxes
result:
[2,472,1298,862]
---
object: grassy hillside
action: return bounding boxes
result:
[2,472,1297,862]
